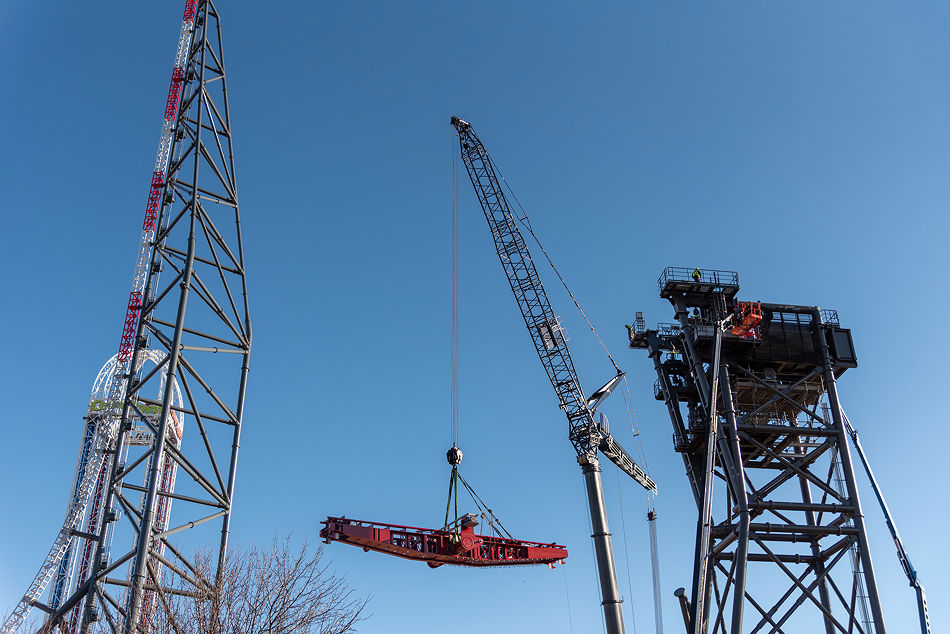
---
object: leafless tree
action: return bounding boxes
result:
[147,537,367,634]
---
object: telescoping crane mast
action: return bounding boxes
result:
[451,116,655,634]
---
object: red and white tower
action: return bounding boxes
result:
[4,1,251,631]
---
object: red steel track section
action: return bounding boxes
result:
[320,517,567,568]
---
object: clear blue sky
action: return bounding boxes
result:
[1,1,947,632]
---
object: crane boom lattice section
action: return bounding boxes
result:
[451,118,596,457]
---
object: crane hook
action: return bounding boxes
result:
[446,444,463,466]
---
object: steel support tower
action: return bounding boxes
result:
[629,268,885,634]
[5,1,251,631]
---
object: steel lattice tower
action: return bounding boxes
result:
[630,268,885,634]
[5,1,251,632]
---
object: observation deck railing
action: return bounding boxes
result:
[658,267,739,292]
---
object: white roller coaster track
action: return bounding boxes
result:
[2,3,197,631]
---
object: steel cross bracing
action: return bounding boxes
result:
[41,352,184,634]
[1,5,201,629]
[7,1,252,632]
[630,268,887,634]
[451,116,653,634]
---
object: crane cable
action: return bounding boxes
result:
[621,376,652,481]
[621,369,664,634]
[451,127,460,449]
[443,127,462,534]
[445,129,512,541]
[495,167,621,376]
[457,472,513,540]
[616,470,641,634]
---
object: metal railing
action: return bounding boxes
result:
[657,322,683,337]
[658,267,739,292]
[820,308,840,326]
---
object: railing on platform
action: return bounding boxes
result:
[821,308,840,326]
[657,322,683,337]
[658,267,739,292]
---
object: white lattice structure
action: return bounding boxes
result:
[5,350,184,633]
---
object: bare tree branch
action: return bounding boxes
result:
[149,537,367,634]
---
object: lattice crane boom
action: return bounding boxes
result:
[451,116,652,634]
[450,116,654,490]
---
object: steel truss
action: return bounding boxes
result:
[631,268,885,634]
[36,2,250,631]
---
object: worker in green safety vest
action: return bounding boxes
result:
[691,268,701,282]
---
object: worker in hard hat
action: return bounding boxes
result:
[625,323,635,343]
[691,268,701,282]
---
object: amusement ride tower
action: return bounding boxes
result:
[4,1,251,631]
[630,268,885,634]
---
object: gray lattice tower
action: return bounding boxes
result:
[42,2,252,632]
[630,268,885,634]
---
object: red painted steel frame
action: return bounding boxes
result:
[320,517,568,568]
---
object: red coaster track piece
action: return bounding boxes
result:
[320,516,567,569]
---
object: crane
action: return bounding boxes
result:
[451,116,655,634]
[840,409,930,634]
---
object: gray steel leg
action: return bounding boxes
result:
[817,317,887,634]
[579,454,626,634]
[718,366,750,634]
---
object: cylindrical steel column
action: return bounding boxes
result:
[674,587,691,633]
[579,454,625,634]
[718,366,750,634]
[816,314,887,634]
[799,470,837,634]
[688,325,725,634]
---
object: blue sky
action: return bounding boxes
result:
[1,1,948,632]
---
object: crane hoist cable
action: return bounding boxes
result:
[647,503,664,634]
[320,134,568,565]
[621,375,652,478]
[451,126,460,450]
[615,470,640,634]
[441,128,514,543]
